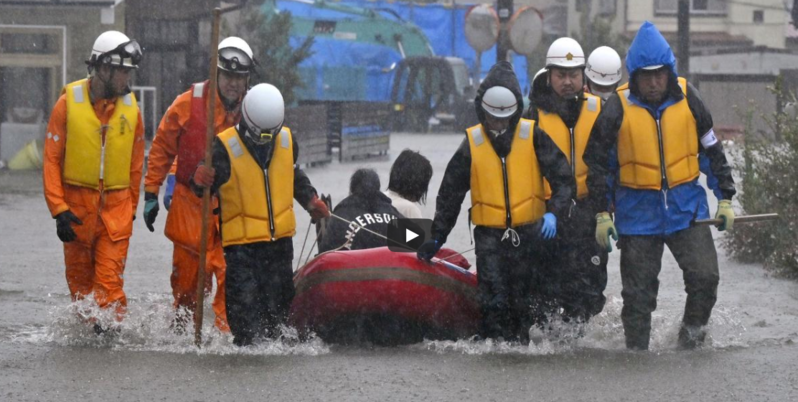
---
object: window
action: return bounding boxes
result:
[598,0,617,16]
[693,0,708,11]
[142,20,190,46]
[575,0,615,16]
[0,33,57,54]
[654,0,727,16]
[753,10,764,24]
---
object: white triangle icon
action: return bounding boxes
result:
[405,228,419,242]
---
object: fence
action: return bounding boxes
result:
[132,86,158,140]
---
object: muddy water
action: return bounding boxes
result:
[2,133,798,401]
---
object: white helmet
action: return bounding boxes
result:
[586,46,622,86]
[481,86,518,118]
[533,68,548,84]
[546,37,585,69]
[218,37,254,74]
[241,83,285,144]
[87,30,142,69]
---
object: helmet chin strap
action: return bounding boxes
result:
[217,73,249,112]
[96,66,131,99]
[488,128,507,137]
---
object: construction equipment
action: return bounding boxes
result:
[390,56,477,132]
[265,0,476,133]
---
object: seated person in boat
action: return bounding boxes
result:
[318,168,403,253]
[384,149,433,219]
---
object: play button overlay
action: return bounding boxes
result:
[388,218,432,252]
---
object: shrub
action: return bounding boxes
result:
[723,81,798,276]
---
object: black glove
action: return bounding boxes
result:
[143,192,159,232]
[55,210,83,243]
[417,238,443,262]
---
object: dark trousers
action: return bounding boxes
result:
[618,224,719,350]
[224,239,295,346]
[474,225,549,342]
[548,203,608,323]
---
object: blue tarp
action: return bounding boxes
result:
[275,0,530,102]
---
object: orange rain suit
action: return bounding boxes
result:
[43,81,145,321]
[145,82,240,332]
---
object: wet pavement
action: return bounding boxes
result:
[2,133,798,401]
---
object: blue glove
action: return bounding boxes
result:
[417,239,443,262]
[541,212,557,240]
[164,174,176,211]
[143,192,159,232]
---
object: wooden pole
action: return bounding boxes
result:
[194,7,222,348]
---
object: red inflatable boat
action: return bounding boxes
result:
[288,247,480,345]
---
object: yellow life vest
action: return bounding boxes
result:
[617,77,699,190]
[218,126,296,246]
[63,78,138,190]
[467,118,546,229]
[537,93,601,199]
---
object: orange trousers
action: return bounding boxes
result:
[64,213,129,321]
[171,242,229,331]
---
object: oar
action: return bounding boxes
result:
[695,213,779,226]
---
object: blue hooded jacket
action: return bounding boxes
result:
[611,22,722,236]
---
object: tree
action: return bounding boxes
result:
[571,11,631,60]
[229,1,314,105]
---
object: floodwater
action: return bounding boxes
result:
[2,133,798,401]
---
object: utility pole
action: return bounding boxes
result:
[496,0,513,62]
[677,0,690,78]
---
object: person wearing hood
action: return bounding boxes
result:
[583,22,736,350]
[191,84,330,346]
[417,61,575,342]
[318,168,403,252]
[526,37,608,326]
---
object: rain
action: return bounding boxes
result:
[2,0,798,400]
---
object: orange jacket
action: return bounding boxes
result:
[43,81,145,241]
[144,84,240,194]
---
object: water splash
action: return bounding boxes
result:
[11,293,330,356]
[421,295,751,355]
[7,292,758,355]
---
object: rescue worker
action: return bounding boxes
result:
[142,37,254,333]
[526,38,607,325]
[585,46,623,102]
[318,168,403,253]
[417,61,575,343]
[583,22,736,350]
[191,83,330,346]
[42,30,144,333]
[384,149,433,219]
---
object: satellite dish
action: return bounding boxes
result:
[508,6,544,56]
[464,4,499,53]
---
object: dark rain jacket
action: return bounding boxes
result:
[430,61,575,243]
[317,189,404,253]
[524,69,584,129]
[525,68,604,238]
[583,21,736,236]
